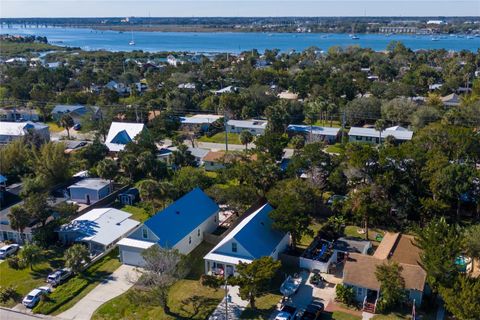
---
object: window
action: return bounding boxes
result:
[189,236,192,244]
[214,216,217,223]
[142,228,148,239]
[232,242,237,252]
[355,136,362,141]
[198,229,201,237]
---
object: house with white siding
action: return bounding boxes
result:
[348,126,413,144]
[67,178,111,205]
[204,203,290,277]
[118,188,219,267]
[0,121,50,145]
[227,119,268,135]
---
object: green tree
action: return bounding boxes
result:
[267,179,318,247]
[32,142,70,187]
[230,257,281,309]
[374,119,387,145]
[255,132,288,161]
[64,244,91,274]
[23,193,51,227]
[171,144,196,168]
[21,244,43,270]
[77,138,109,168]
[59,114,75,139]
[463,224,480,260]
[137,179,161,211]
[440,276,480,320]
[139,246,188,315]
[335,284,355,306]
[96,159,118,185]
[7,206,31,243]
[415,218,462,292]
[239,130,254,151]
[119,153,138,181]
[345,184,389,240]
[375,261,406,312]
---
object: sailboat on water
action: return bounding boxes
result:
[129,29,135,46]
[350,24,360,40]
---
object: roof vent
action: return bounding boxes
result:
[176,211,180,215]
[260,222,265,226]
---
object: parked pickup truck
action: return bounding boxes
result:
[47,268,72,287]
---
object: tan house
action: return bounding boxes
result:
[342,233,427,313]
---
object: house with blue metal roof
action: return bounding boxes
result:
[203,203,290,277]
[118,188,220,267]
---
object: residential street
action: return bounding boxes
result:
[56,265,140,320]
[0,308,55,320]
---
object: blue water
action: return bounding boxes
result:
[1,25,479,53]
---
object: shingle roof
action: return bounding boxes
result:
[144,188,219,248]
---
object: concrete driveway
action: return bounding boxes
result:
[57,265,141,320]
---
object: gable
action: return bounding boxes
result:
[110,130,132,144]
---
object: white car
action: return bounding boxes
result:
[22,287,50,308]
[0,244,19,259]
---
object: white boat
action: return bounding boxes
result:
[129,29,135,46]
[350,35,360,40]
[280,274,302,297]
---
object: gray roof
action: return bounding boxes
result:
[188,147,210,159]
[52,105,86,115]
[227,119,268,130]
[348,126,413,141]
[287,125,340,137]
[333,237,371,253]
[68,178,110,191]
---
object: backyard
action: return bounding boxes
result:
[33,248,121,315]
[92,242,224,320]
[198,132,242,145]
[0,247,65,307]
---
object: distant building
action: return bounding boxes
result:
[441,93,461,107]
[214,86,238,95]
[426,20,446,25]
[287,125,340,144]
[0,108,40,122]
[348,126,413,144]
[180,114,222,131]
[227,119,268,135]
[105,122,146,152]
[278,91,299,100]
[379,26,418,34]
[177,83,196,90]
[0,121,50,145]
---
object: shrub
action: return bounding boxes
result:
[0,286,19,303]
[6,256,24,270]
[335,284,356,306]
[200,274,222,290]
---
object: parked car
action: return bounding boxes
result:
[0,244,19,259]
[275,305,298,320]
[326,195,347,206]
[299,301,324,320]
[22,287,50,308]
[47,268,72,287]
[73,123,81,130]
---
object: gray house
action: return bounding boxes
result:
[68,179,111,205]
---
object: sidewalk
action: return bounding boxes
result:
[209,286,249,320]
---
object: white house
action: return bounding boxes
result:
[180,114,222,131]
[58,208,140,255]
[68,178,111,205]
[118,188,219,267]
[227,119,268,135]
[348,126,413,144]
[287,125,340,144]
[204,203,290,277]
[105,122,145,152]
[0,121,50,145]
[441,93,461,107]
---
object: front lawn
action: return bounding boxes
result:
[325,143,345,154]
[0,247,65,307]
[320,311,362,320]
[344,225,386,245]
[46,121,65,133]
[92,242,224,320]
[198,132,242,145]
[33,248,121,315]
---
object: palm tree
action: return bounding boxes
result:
[239,130,254,151]
[7,206,31,244]
[374,119,387,145]
[59,114,75,139]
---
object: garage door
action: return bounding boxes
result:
[120,246,146,267]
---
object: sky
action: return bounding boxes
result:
[1,0,479,18]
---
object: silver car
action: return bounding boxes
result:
[0,244,19,259]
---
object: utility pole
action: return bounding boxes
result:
[224,278,228,319]
[224,109,229,152]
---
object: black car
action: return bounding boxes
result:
[299,301,324,320]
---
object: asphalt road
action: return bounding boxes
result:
[0,308,55,320]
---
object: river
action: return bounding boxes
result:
[1,25,479,53]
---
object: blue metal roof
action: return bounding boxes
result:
[144,188,219,248]
[233,204,287,258]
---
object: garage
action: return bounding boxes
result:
[118,238,155,267]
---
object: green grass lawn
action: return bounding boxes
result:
[33,249,121,315]
[320,311,362,320]
[298,220,323,249]
[46,121,65,133]
[92,242,224,320]
[198,132,242,145]
[120,205,151,222]
[325,143,345,154]
[0,247,65,307]
[344,225,386,245]
[312,120,342,128]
